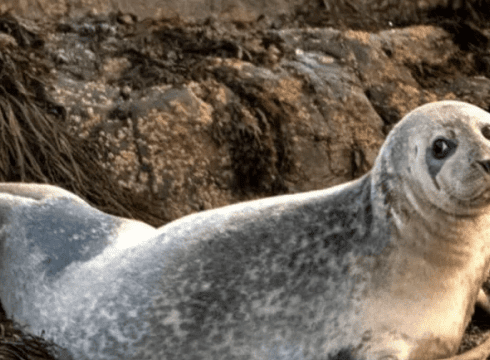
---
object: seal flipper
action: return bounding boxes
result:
[0,183,87,204]
[441,334,490,360]
[442,289,490,360]
[475,289,490,315]
[438,289,490,360]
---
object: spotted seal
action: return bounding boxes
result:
[2,100,490,360]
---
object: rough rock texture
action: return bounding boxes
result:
[2,1,490,359]
[36,13,483,222]
[43,18,391,219]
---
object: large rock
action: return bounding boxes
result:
[33,14,487,223]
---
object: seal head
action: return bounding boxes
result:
[372,100,490,217]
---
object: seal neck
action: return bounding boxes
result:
[371,164,490,269]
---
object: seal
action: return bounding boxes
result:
[2,100,490,360]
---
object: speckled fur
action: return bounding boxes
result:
[3,101,490,360]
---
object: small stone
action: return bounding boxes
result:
[118,14,135,25]
[121,86,132,99]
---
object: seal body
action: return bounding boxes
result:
[2,100,490,360]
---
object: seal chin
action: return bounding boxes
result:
[444,185,490,214]
[433,160,490,212]
[469,190,490,209]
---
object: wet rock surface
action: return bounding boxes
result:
[2,1,490,359]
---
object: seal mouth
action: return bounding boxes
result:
[441,162,490,208]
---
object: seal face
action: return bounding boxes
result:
[2,101,490,360]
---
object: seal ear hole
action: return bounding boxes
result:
[432,138,454,159]
[482,125,490,140]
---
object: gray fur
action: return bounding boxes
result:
[3,101,490,360]
[18,198,114,279]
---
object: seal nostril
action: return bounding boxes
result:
[477,160,490,174]
[482,125,490,140]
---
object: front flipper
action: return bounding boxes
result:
[440,289,490,360]
[476,289,490,316]
[442,334,490,360]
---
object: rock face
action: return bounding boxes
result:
[33,11,486,223]
[44,18,389,221]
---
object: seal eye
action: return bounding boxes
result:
[432,138,451,159]
[482,125,490,140]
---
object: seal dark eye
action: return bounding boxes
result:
[432,138,451,159]
[426,137,457,184]
[482,125,490,140]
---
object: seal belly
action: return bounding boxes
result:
[133,176,386,359]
